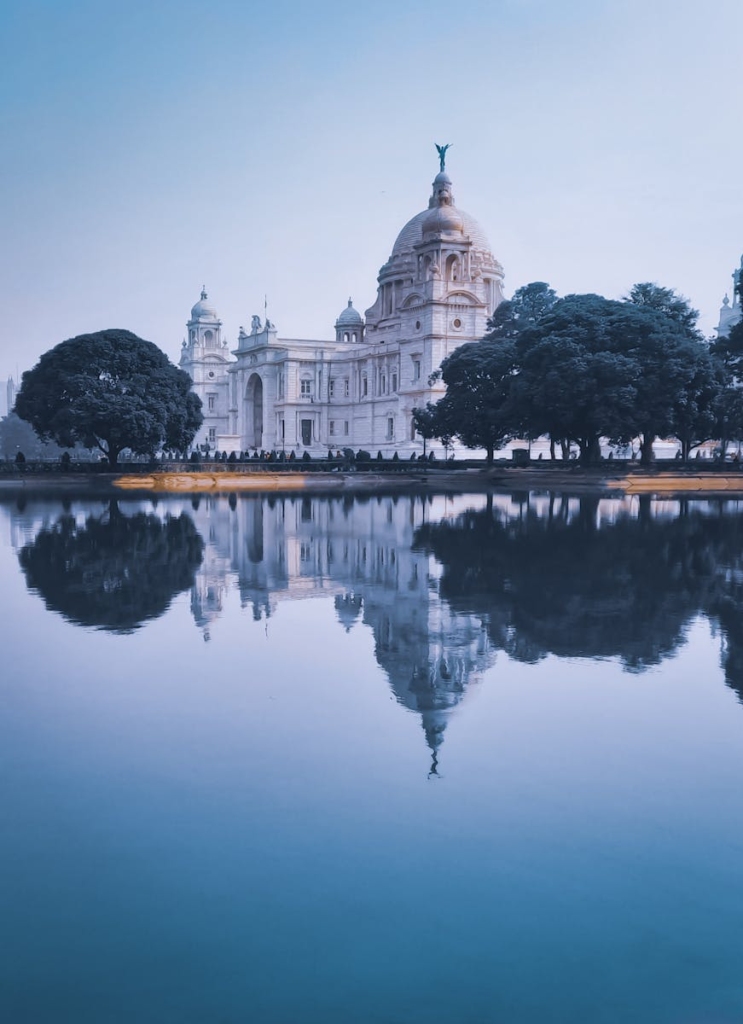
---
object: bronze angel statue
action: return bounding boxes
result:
[435,143,451,172]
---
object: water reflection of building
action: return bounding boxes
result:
[185,493,495,769]
[10,491,743,764]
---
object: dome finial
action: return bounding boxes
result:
[435,142,452,173]
[201,285,207,300]
[348,297,353,307]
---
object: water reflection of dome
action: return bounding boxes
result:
[367,595,493,772]
[335,593,363,631]
[183,493,494,771]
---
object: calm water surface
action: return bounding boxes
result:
[2,490,743,1024]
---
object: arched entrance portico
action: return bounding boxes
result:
[245,374,263,449]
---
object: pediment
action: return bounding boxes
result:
[446,290,479,306]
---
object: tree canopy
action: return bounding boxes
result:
[417,281,730,464]
[416,340,518,463]
[624,282,702,339]
[14,329,202,466]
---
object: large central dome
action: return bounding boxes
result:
[364,156,506,331]
[391,208,492,257]
[390,171,492,257]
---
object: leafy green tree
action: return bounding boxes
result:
[625,282,702,338]
[515,295,640,463]
[671,352,726,460]
[622,282,719,462]
[14,329,202,467]
[514,293,718,464]
[625,322,721,464]
[484,282,558,339]
[411,402,450,457]
[711,317,743,381]
[416,340,518,464]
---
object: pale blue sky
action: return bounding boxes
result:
[1,0,741,377]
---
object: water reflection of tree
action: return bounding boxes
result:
[415,497,743,696]
[19,502,203,632]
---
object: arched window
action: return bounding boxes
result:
[445,254,460,282]
[343,332,349,343]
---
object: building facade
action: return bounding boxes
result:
[180,163,505,456]
[716,254,742,338]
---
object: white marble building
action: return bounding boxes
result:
[716,254,742,338]
[0,378,16,419]
[179,162,505,456]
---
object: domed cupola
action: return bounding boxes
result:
[335,297,364,343]
[186,287,223,350]
[190,287,220,324]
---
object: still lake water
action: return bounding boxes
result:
[2,489,743,1024]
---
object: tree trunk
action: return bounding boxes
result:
[640,433,655,466]
[580,437,600,465]
[486,442,494,466]
[560,440,570,461]
[549,437,556,461]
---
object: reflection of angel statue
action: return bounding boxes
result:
[250,315,262,334]
[435,143,451,172]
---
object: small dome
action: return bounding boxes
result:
[422,203,464,237]
[336,297,363,327]
[190,287,219,322]
[432,171,452,187]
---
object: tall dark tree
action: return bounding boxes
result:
[513,294,719,464]
[14,330,202,467]
[416,340,518,464]
[624,319,720,464]
[411,402,450,457]
[625,282,702,339]
[671,352,726,460]
[484,281,558,340]
[515,295,640,463]
[711,317,743,381]
[623,282,716,462]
